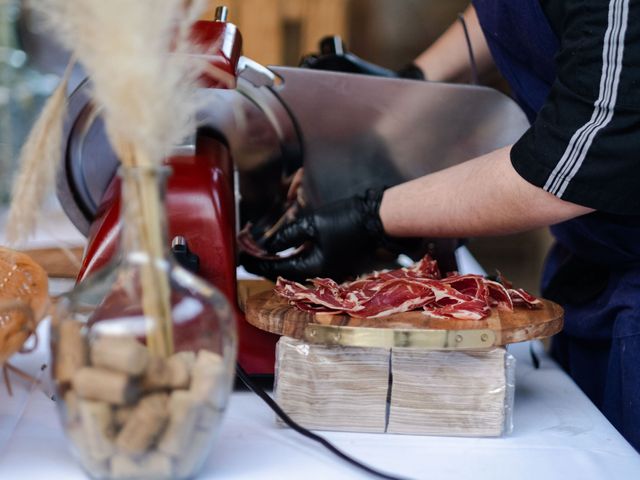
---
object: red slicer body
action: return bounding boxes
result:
[75,16,279,376]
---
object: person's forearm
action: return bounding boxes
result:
[379,146,594,238]
[414,4,493,82]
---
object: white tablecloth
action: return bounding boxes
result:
[1,321,639,480]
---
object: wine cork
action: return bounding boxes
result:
[64,390,81,424]
[167,351,194,389]
[191,350,227,409]
[55,321,87,384]
[142,351,195,391]
[173,428,213,478]
[73,367,140,405]
[76,451,110,479]
[158,391,201,457]
[114,405,134,428]
[67,422,110,476]
[66,423,85,452]
[77,399,115,462]
[115,393,169,455]
[141,356,173,391]
[198,405,222,430]
[69,426,112,479]
[91,336,149,376]
[140,392,170,411]
[110,452,172,478]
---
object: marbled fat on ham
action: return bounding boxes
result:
[274,255,542,320]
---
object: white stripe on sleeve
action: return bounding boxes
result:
[543,0,629,198]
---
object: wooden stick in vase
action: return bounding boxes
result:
[137,164,174,358]
[121,145,174,358]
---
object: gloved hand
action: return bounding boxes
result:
[241,189,407,283]
[395,62,426,80]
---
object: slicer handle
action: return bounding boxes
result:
[300,35,397,78]
[171,236,200,274]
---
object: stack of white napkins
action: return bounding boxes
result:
[275,337,512,437]
[275,337,389,433]
[388,348,508,436]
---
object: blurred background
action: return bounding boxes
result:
[2,0,552,293]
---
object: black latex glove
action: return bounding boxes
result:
[396,62,426,80]
[241,189,402,283]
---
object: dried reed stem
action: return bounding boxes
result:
[6,60,73,245]
[119,146,174,357]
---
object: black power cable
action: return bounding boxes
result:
[236,364,410,480]
[457,12,479,85]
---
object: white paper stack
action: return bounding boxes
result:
[387,348,509,436]
[274,337,389,433]
[274,337,513,437]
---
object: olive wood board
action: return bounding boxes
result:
[244,291,564,349]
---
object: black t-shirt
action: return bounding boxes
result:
[510,0,640,215]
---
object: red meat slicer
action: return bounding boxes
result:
[56,7,529,376]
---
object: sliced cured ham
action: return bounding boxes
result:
[274,255,542,320]
[507,288,543,307]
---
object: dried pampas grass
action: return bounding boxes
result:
[18,0,211,356]
[5,60,73,245]
[30,0,208,165]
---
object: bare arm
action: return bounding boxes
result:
[414,4,494,82]
[380,146,594,238]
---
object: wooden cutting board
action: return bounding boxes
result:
[244,290,563,349]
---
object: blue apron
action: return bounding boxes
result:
[473,0,640,451]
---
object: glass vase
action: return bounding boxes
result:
[50,166,237,479]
